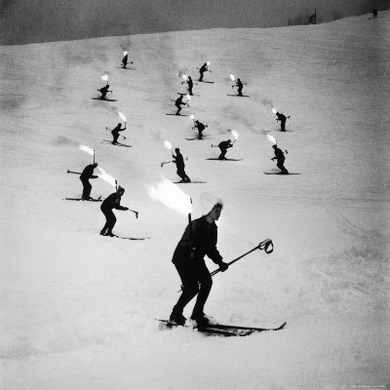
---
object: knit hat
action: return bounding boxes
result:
[200,192,223,216]
[117,186,125,193]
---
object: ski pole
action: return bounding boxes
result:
[210,239,274,277]
[128,208,139,218]
[67,170,81,175]
[161,161,173,168]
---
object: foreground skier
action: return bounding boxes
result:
[169,194,229,326]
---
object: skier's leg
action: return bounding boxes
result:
[191,261,212,319]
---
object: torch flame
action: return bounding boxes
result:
[230,74,235,81]
[189,114,195,120]
[118,112,127,122]
[272,107,277,114]
[164,140,172,150]
[96,167,116,187]
[267,135,277,145]
[206,61,210,66]
[123,51,128,56]
[78,145,95,156]
[186,94,191,101]
[182,74,188,81]
[231,130,239,140]
[148,177,193,215]
[101,74,109,82]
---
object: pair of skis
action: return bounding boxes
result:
[157,319,286,337]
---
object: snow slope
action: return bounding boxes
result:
[0,11,389,390]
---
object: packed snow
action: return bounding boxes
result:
[0,11,389,390]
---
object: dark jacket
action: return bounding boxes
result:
[80,164,97,181]
[172,216,223,265]
[173,152,185,170]
[101,192,127,212]
[273,147,285,163]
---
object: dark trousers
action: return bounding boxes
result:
[280,118,286,131]
[80,178,92,199]
[177,168,191,182]
[218,149,227,159]
[277,161,289,174]
[100,208,116,235]
[172,258,212,317]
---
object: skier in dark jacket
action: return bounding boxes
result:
[234,78,244,96]
[111,122,126,144]
[217,139,233,159]
[182,76,194,96]
[169,194,229,326]
[100,186,128,236]
[175,94,188,115]
[80,163,98,200]
[271,144,289,174]
[172,148,191,182]
[275,111,288,131]
[198,63,209,82]
[193,119,207,139]
[98,83,111,99]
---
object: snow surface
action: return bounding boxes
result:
[1,11,389,390]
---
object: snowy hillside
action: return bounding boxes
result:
[0,11,389,390]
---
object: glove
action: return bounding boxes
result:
[219,261,229,272]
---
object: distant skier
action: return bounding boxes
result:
[372,9,378,18]
[168,193,229,326]
[110,122,126,144]
[121,52,129,68]
[198,63,209,82]
[215,139,233,160]
[98,83,111,99]
[172,148,191,182]
[100,186,129,236]
[182,76,194,96]
[175,94,189,115]
[234,78,244,96]
[193,119,208,139]
[275,111,289,132]
[271,144,289,174]
[80,163,99,200]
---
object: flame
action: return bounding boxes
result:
[78,145,95,156]
[267,135,277,145]
[182,74,188,81]
[230,74,235,81]
[101,74,109,82]
[96,167,116,187]
[164,140,172,150]
[118,112,127,122]
[206,61,210,66]
[231,130,239,140]
[189,114,195,120]
[186,94,191,101]
[123,51,128,56]
[148,177,193,215]
[272,107,277,114]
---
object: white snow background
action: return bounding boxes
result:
[0,11,389,390]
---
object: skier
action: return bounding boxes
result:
[271,144,289,174]
[169,193,229,326]
[80,163,98,200]
[198,63,209,82]
[98,83,111,99]
[372,9,378,18]
[217,139,233,160]
[111,122,126,144]
[172,148,191,182]
[121,52,129,68]
[175,94,188,115]
[100,186,129,236]
[275,111,288,132]
[182,76,194,96]
[234,78,244,96]
[193,119,208,139]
